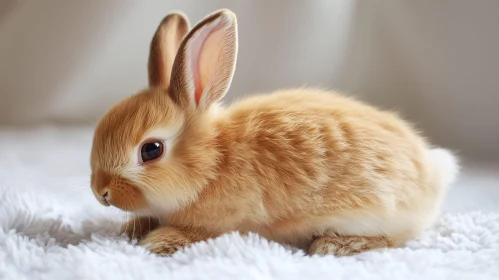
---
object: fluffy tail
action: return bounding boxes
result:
[428,148,460,189]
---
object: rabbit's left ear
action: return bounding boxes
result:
[148,12,190,88]
[168,9,238,109]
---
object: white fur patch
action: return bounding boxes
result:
[319,210,426,237]
[429,148,460,188]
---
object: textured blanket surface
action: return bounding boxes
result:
[1,127,498,280]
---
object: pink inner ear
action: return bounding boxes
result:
[188,20,225,105]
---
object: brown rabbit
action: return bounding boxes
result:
[90,9,459,256]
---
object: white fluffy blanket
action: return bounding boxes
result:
[1,127,498,280]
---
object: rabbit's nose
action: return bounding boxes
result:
[100,188,111,206]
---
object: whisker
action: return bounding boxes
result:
[124,211,130,239]
[151,207,162,226]
[80,115,97,126]
[59,186,92,197]
[63,179,91,184]
[132,213,136,241]
[64,194,93,203]
[105,207,123,235]
[61,186,90,191]
[137,215,142,237]
[47,166,92,177]
[54,184,91,194]
[120,211,128,233]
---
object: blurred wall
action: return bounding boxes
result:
[0,0,498,159]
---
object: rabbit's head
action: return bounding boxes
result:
[90,10,238,215]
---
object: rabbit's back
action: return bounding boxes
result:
[201,89,435,232]
[220,89,432,207]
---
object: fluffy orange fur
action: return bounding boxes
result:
[90,9,458,256]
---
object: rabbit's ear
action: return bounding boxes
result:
[148,12,190,88]
[168,9,238,109]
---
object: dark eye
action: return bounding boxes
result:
[140,141,164,163]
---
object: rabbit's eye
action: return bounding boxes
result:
[140,141,164,163]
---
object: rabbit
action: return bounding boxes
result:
[90,9,459,256]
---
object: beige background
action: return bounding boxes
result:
[1,1,498,159]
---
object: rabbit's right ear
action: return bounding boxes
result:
[168,9,238,110]
[148,12,190,88]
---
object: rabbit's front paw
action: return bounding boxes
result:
[138,226,191,256]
